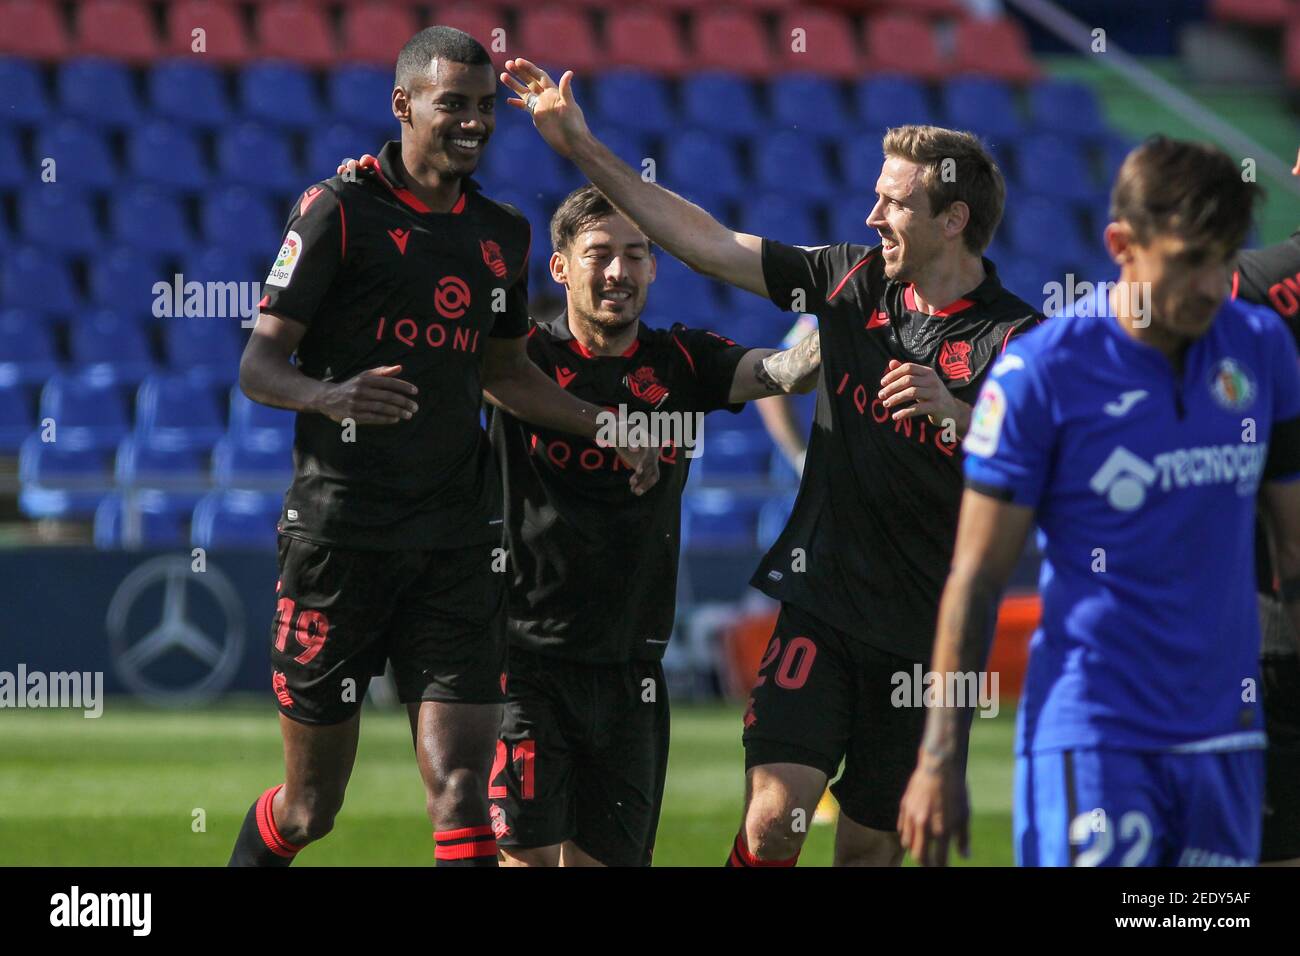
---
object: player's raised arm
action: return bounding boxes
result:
[726,328,821,403]
[501,59,767,299]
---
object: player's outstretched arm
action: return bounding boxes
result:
[501,59,768,299]
[1263,479,1300,651]
[727,328,821,403]
[240,312,419,425]
[898,489,1034,867]
[482,336,659,495]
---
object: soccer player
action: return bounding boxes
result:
[227,28,657,868]
[1233,144,1300,866]
[501,59,1042,866]
[898,137,1300,867]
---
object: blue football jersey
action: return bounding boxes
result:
[964,300,1300,754]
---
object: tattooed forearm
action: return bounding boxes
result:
[755,329,821,394]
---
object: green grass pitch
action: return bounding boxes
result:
[0,699,1016,866]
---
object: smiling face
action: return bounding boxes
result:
[553,213,655,332]
[865,155,947,282]
[395,58,497,178]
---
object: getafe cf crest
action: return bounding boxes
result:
[1208,358,1256,411]
[624,365,670,408]
[938,339,974,382]
[480,239,508,279]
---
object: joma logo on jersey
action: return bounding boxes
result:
[1090,443,1268,511]
[480,240,507,279]
[624,366,670,408]
[938,340,974,382]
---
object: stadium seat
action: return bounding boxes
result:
[0,311,61,386]
[18,434,113,520]
[164,0,253,65]
[837,131,888,194]
[1288,19,1300,87]
[114,433,210,488]
[953,18,1039,83]
[757,492,797,549]
[941,77,1024,144]
[16,188,101,255]
[0,58,52,124]
[327,66,400,137]
[34,120,118,190]
[212,435,292,488]
[647,257,724,324]
[240,63,325,130]
[597,127,652,170]
[340,2,418,66]
[228,386,294,448]
[58,57,143,127]
[94,490,193,549]
[134,373,225,452]
[753,131,834,201]
[855,75,937,134]
[163,318,244,386]
[605,9,690,75]
[191,489,282,549]
[663,132,744,204]
[594,72,678,137]
[74,0,160,63]
[69,310,157,386]
[2,246,79,316]
[1015,134,1098,204]
[111,187,194,257]
[680,74,763,138]
[0,380,32,453]
[0,0,71,59]
[38,372,130,450]
[184,247,260,293]
[517,7,601,74]
[200,188,280,258]
[681,490,761,549]
[769,74,853,138]
[306,124,380,184]
[693,429,774,482]
[828,194,878,243]
[691,9,773,77]
[1006,195,1091,267]
[129,121,211,191]
[483,124,569,197]
[217,122,304,196]
[90,248,164,313]
[775,9,860,78]
[861,15,947,80]
[433,3,509,63]
[149,61,232,128]
[1028,79,1105,140]
[739,193,820,246]
[1209,0,1291,26]
[253,1,336,68]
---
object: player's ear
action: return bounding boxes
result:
[944,200,970,243]
[647,250,657,285]
[550,251,568,287]
[1104,221,1133,265]
[393,86,412,125]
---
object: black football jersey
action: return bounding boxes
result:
[261,141,530,551]
[492,313,749,663]
[754,240,1044,662]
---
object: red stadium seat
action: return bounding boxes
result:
[431,3,509,65]
[254,1,336,67]
[1287,18,1300,85]
[953,17,1040,83]
[74,0,160,62]
[341,3,419,66]
[776,8,860,78]
[691,9,773,78]
[853,0,965,17]
[605,9,689,75]
[165,0,253,64]
[0,0,71,59]
[862,14,948,80]
[1210,0,1293,26]
[517,7,600,73]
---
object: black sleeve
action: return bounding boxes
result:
[760,238,876,315]
[490,219,531,339]
[1236,234,1300,316]
[669,325,750,414]
[260,183,344,327]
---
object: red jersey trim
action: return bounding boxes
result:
[827,252,876,302]
[567,336,641,359]
[904,283,974,316]
[671,333,697,375]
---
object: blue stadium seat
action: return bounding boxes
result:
[770,75,852,139]
[212,435,292,488]
[837,130,888,194]
[184,246,259,286]
[128,120,211,190]
[1006,195,1091,268]
[228,386,294,448]
[0,58,51,126]
[855,75,936,135]
[757,492,797,549]
[1015,134,1097,203]
[1,246,79,315]
[488,188,549,243]
[753,131,834,201]
[0,381,33,453]
[1100,134,1138,183]
[681,74,763,138]
[89,248,164,313]
[94,490,193,549]
[16,188,101,254]
[69,310,157,386]
[0,311,61,386]
[681,490,760,550]
[997,259,1062,311]
[692,428,773,482]
[240,63,324,131]
[828,195,879,244]
[115,431,211,485]
[18,435,113,520]
[305,123,380,184]
[941,77,1024,145]
[326,65,398,136]
[34,121,119,190]
[133,374,225,452]
[594,72,677,137]
[597,127,652,171]
[191,489,282,549]
[484,124,570,198]
[0,129,24,180]
[38,373,130,451]
[648,257,723,324]
[1029,79,1105,139]
[739,193,820,246]
[217,123,304,196]
[57,58,143,128]
[200,187,280,258]
[164,316,243,386]
[149,60,232,129]
[111,186,194,257]
[663,132,744,204]
[716,285,793,332]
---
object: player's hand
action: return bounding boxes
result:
[500,59,590,159]
[316,365,419,425]
[879,360,960,428]
[336,154,379,179]
[613,442,660,496]
[897,754,970,867]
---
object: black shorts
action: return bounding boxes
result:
[1260,595,1300,862]
[742,602,932,832]
[269,534,506,725]
[490,646,670,866]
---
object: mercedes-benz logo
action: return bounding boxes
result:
[107,556,246,707]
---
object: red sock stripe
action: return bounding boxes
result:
[434,837,498,861]
[256,784,302,858]
[433,825,495,843]
[731,832,798,868]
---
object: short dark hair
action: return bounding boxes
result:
[1110,136,1259,251]
[550,184,646,254]
[395,26,491,91]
